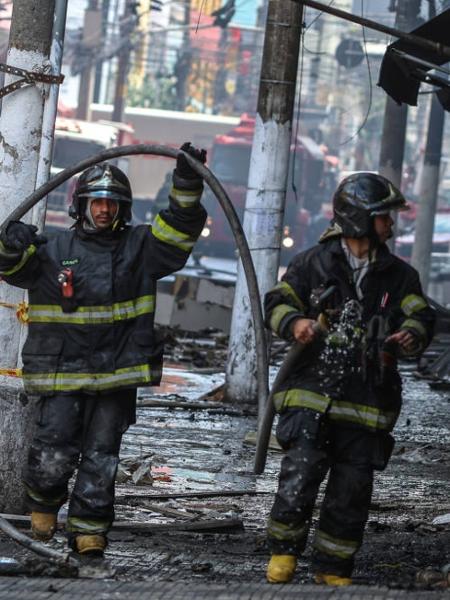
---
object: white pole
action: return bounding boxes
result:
[225,0,304,410]
[226,117,292,405]
[0,0,60,513]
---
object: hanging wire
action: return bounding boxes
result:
[195,0,208,33]
[301,2,336,69]
[290,18,307,205]
[338,0,373,146]
[304,0,336,32]
[303,44,328,56]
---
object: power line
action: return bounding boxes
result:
[339,0,373,146]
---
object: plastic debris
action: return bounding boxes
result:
[432,513,450,525]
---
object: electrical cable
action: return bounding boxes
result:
[290,21,306,206]
[338,0,373,146]
[304,0,336,32]
[195,0,207,33]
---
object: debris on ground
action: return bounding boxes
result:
[0,328,448,591]
[432,513,450,526]
[416,567,450,589]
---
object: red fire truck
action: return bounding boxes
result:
[195,114,332,262]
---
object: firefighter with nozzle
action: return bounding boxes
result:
[265,173,435,586]
[0,143,207,556]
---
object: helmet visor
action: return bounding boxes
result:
[77,190,132,203]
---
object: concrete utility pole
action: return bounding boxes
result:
[378,0,422,188]
[0,0,57,512]
[76,0,101,120]
[411,94,446,291]
[112,0,134,122]
[226,0,304,408]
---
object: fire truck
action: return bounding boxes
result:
[44,117,133,231]
[195,114,331,262]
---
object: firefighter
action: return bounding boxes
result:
[265,173,435,586]
[0,143,207,556]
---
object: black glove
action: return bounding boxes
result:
[0,221,47,252]
[175,142,207,180]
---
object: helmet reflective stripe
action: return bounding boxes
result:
[369,183,409,215]
[84,164,129,194]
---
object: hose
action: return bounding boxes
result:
[0,515,75,566]
[0,144,269,562]
[254,314,329,474]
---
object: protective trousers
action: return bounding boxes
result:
[24,390,136,542]
[267,408,376,577]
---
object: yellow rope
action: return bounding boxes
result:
[0,301,28,376]
[0,300,29,324]
[0,368,22,377]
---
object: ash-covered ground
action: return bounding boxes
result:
[0,333,448,593]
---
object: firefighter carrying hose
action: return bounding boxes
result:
[265,173,435,586]
[0,143,207,556]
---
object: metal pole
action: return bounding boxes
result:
[378,0,422,249]
[175,0,191,111]
[32,0,68,223]
[411,92,446,289]
[76,0,99,120]
[112,0,133,122]
[0,0,56,514]
[213,27,228,114]
[93,0,110,102]
[226,0,304,411]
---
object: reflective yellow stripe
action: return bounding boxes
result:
[273,281,306,311]
[29,295,155,324]
[329,400,397,431]
[25,485,66,507]
[152,215,196,252]
[23,363,162,393]
[0,240,16,254]
[269,304,299,335]
[170,186,202,208]
[267,517,308,542]
[401,294,428,316]
[273,388,330,413]
[1,244,36,276]
[401,318,427,340]
[66,516,110,534]
[314,529,359,559]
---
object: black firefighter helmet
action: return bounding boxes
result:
[69,162,132,224]
[332,172,408,239]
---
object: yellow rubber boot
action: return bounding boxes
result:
[315,573,352,586]
[31,512,57,541]
[267,555,297,583]
[75,534,106,556]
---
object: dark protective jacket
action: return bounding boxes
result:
[0,175,206,395]
[265,237,435,433]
